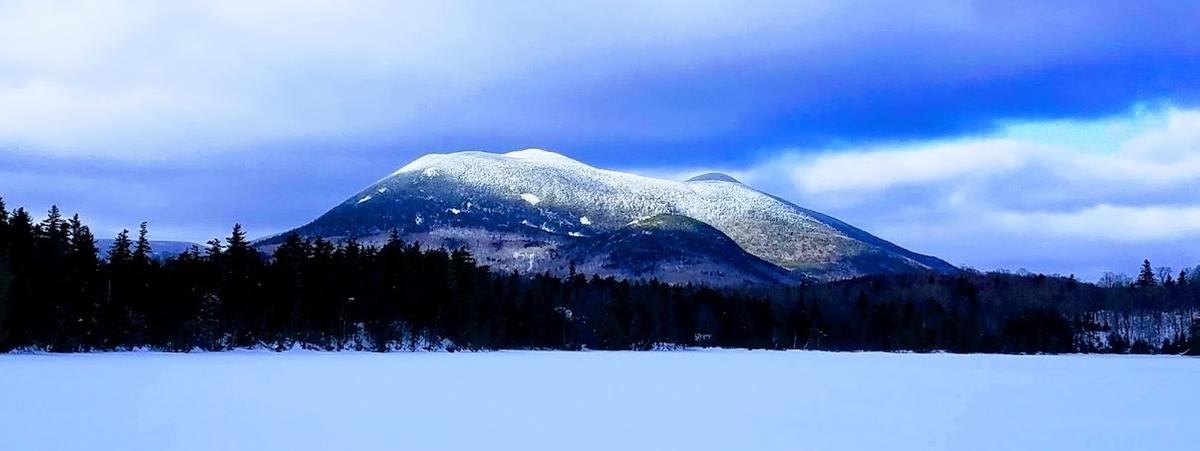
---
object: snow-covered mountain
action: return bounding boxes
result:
[259,149,956,284]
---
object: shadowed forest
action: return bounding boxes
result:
[2,200,1198,354]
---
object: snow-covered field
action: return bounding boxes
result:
[1,351,1195,451]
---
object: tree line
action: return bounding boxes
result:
[1,200,1198,354]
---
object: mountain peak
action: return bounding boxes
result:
[685,172,741,184]
[388,149,579,179]
[503,148,576,163]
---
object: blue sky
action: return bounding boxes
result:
[2,0,1199,279]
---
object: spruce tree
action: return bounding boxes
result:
[133,222,153,264]
[9,208,34,258]
[269,233,308,347]
[205,238,223,258]
[1136,259,1156,288]
[40,205,63,236]
[108,230,133,264]
[226,223,252,258]
[0,197,9,246]
[127,222,160,346]
[2,208,35,349]
[62,214,100,350]
[0,198,10,349]
[25,206,71,348]
[222,223,263,347]
[67,215,98,259]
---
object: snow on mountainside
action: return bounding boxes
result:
[574,214,801,286]
[259,149,956,283]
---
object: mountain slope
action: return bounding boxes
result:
[260,149,956,283]
[571,214,802,286]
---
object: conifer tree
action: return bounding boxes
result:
[268,233,308,347]
[205,238,223,258]
[226,223,252,259]
[1136,259,1156,288]
[0,197,9,245]
[39,205,64,238]
[99,229,138,348]
[133,222,153,265]
[9,208,34,257]
[221,223,263,347]
[108,230,133,264]
[67,215,97,259]
[26,206,70,347]
[0,198,10,349]
[61,214,100,350]
[1,208,35,349]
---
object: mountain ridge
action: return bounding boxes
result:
[258,149,956,285]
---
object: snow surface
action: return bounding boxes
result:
[504,148,577,163]
[1,351,1195,451]
[519,193,541,206]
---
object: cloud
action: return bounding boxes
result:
[993,204,1200,242]
[1118,109,1200,159]
[792,140,1034,193]
[787,107,1200,194]
[3,1,1200,279]
[716,106,1200,276]
[1,1,1199,164]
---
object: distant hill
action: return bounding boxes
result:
[95,239,197,261]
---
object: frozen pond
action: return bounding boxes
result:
[1,350,1195,451]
